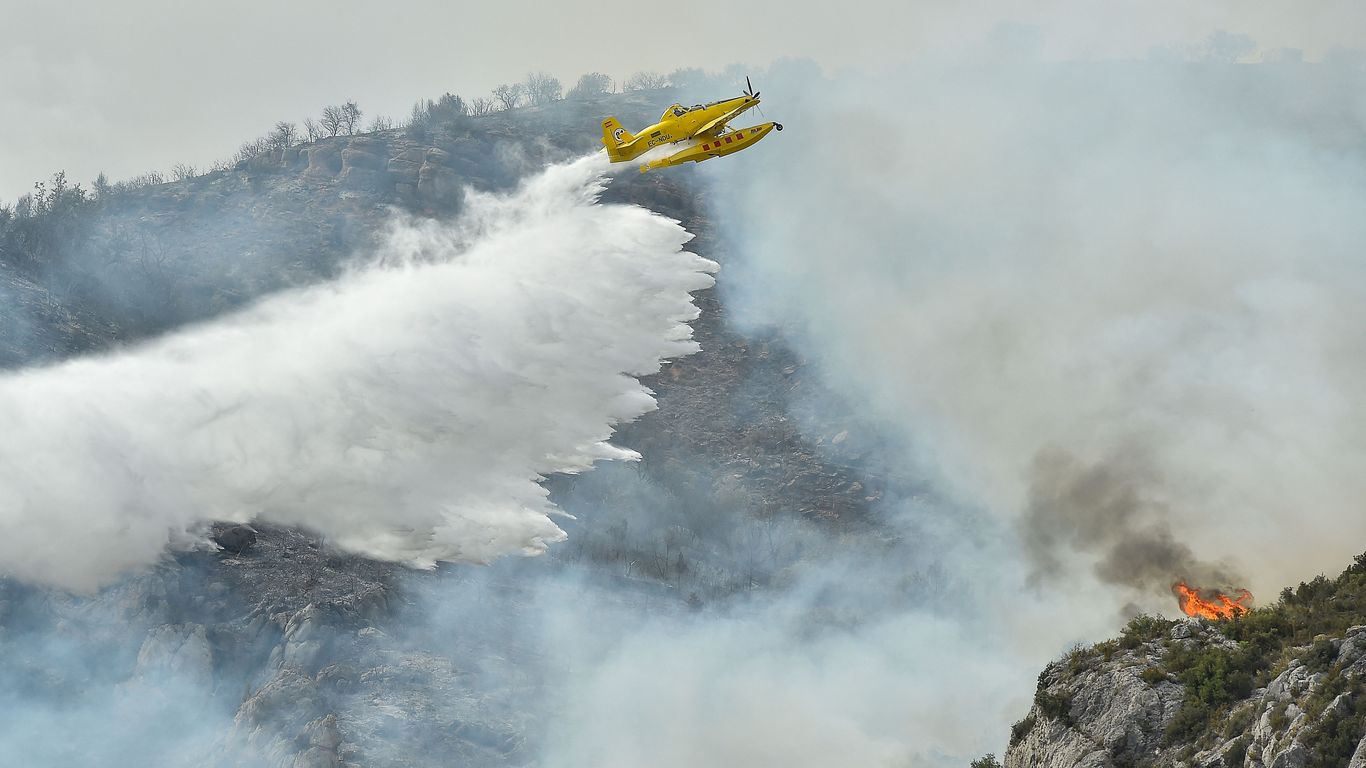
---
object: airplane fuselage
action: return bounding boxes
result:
[639,122,781,173]
[601,90,780,172]
[634,96,753,149]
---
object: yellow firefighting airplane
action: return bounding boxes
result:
[601,77,783,173]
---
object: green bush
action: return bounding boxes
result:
[1163,646,1256,746]
[1140,666,1168,685]
[1221,704,1256,739]
[1035,690,1072,722]
[1009,713,1036,747]
[1224,735,1250,767]
[1120,614,1174,649]
[1301,637,1339,673]
[1302,686,1366,768]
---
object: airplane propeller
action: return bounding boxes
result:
[745,74,777,127]
[744,76,760,101]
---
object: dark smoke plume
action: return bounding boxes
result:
[1022,447,1246,595]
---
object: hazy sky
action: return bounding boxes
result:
[2,0,1364,200]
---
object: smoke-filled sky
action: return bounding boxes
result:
[7,4,1366,766]
[4,0,1366,200]
[706,47,1366,604]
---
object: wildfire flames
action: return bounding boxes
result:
[1173,581,1253,620]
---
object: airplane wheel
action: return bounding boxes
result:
[775,123,784,131]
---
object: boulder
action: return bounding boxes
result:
[340,146,383,172]
[213,524,258,554]
[338,166,383,190]
[417,162,460,204]
[305,143,343,176]
[385,157,422,184]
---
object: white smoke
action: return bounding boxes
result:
[712,55,1366,602]
[0,154,718,592]
[528,43,1366,768]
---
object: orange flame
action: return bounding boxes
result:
[1173,581,1253,620]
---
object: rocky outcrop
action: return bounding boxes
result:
[1005,625,1185,768]
[1005,621,1366,768]
[416,147,461,205]
[213,524,258,554]
[304,141,344,177]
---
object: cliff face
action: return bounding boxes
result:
[1004,568,1366,768]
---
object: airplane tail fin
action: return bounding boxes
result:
[601,117,636,162]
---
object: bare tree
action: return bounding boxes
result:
[624,71,668,91]
[491,83,524,111]
[320,105,344,137]
[469,97,494,117]
[269,121,298,149]
[170,163,197,181]
[302,117,321,142]
[339,101,362,134]
[366,115,394,132]
[408,100,431,126]
[567,72,612,99]
[523,71,562,106]
[233,135,274,166]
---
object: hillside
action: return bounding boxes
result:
[0,90,895,766]
[1000,555,1366,768]
[0,91,688,367]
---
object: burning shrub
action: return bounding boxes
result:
[1173,582,1253,620]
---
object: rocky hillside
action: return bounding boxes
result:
[1002,556,1366,768]
[0,91,896,766]
[0,90,687,367]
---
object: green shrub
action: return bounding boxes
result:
[1302,686,1366,768]
[969,754,1002,768]
[1120,614,1174,649]
[1268,701,1289,731]
[1094,639,1119,661]
[1221,704,1256,739]
[1140,666,1168,685]
[1224,735,1250,767]
[1301,637,1339,673]
[1035,690,1072,722]
[1065,643,1093,675]
[1163,646,1256,746]
[1009,713,1036,747]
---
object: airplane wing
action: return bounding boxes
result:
[694,101,756,138]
